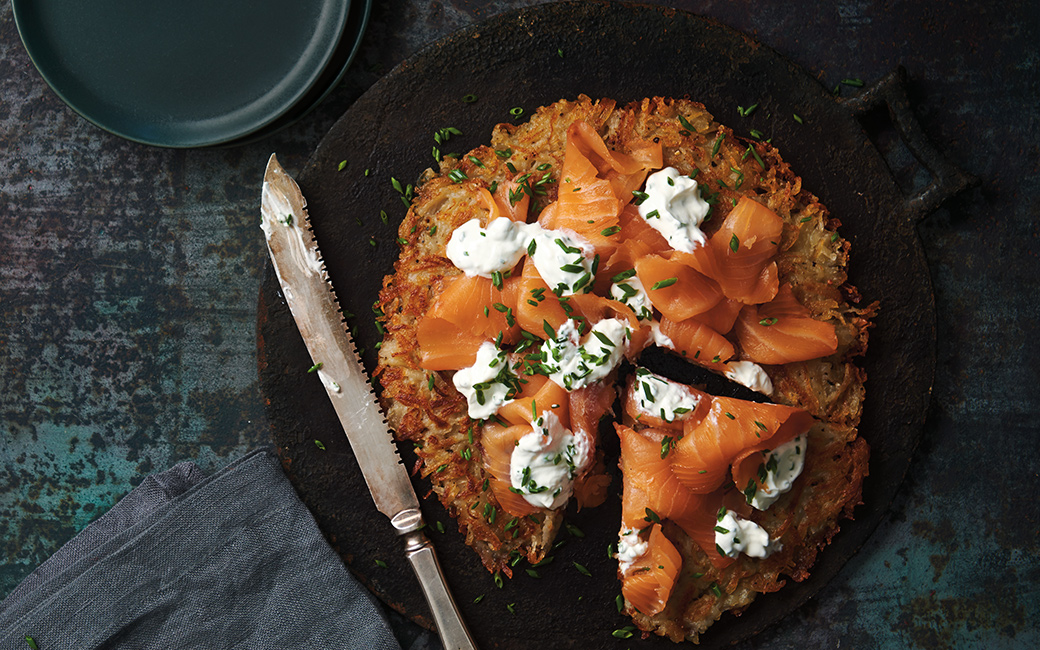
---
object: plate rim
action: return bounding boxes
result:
[12,0,354,148]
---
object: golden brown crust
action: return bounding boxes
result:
[375,96,874,637]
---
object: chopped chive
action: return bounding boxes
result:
[651,277,678,290]
[600,225,621,236]
[793,113,805,124]
[473,594,485,603]
[759,317,778,326]
[612,626,636,639]
[462,93,478,103]
[566,523,585,538]
[710,582,723,597]
[711,132,725,158]
[436,520,446,534]
[337,160,347,171]
[375,559,388,568]
[841,78,865,87]
[611,268,637,283]
[314,439,325,450]
[573,561,592,577]
[509,107,524,118]
[494,572,504,588]
[729,234,740,252]
[677,114,696,132]
[307,362,323,373]
[526,568,541,579]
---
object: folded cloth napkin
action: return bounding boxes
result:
[0,447,402,650]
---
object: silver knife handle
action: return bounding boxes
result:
[392,510,478,650]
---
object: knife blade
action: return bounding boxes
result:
[260,154,477,650]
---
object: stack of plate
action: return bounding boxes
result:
[12,0,371,148]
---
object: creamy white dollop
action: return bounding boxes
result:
[445,217,530,277]
[444,218,597,297]
[451,342,517,419]
[749,435,807,511]
[632,368,701,423]
[715,509,777,559]
[638,167,711,253]
[724,360,774,396]
[610,275,654,321]
[509,411,590,509]
[526,226,596,297]
[617,527,649,574]
[542,318,629,391]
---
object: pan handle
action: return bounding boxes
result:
[839,66,977,221]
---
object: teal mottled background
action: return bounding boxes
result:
[2,1,1038,648]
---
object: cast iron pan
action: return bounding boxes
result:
[257,3,973,647]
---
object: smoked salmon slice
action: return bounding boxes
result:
[670,396,815,494]
[544,122,623,258]
[679,197,782,304]
[734,283,838,364]
[497,372,570,428]
[692,297,743,335]
[657,316,736,370]
[492,180,531,222]
[618,424,706,533]
[481,421,540,517]
[621,524,682,616]
[417,273,522,370]
[635,253,723,322]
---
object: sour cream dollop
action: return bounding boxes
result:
[724,360,774,396]
[632,368,702,423]
[542,318,629,391]
[749,435,807,511]
[452,342,517,419]
[715,508,777,559]
[445,217,530,277]
[509,411,590,509]
[638,167,711,253]
[617,528,649,574]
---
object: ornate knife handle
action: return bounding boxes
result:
[392,509,478,650]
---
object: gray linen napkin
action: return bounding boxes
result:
[0,447,402,650]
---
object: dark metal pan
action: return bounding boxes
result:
[256,3,973,647]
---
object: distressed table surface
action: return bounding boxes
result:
[1,1,1037,648]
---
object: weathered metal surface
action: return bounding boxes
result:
[2,0,1038,648]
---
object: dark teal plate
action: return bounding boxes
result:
[13,0,352,148]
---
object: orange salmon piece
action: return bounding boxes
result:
[546,122,623,258]
[700,197,783,304]
[481,422,539,517]
[694,297,743,334]
[416,273,521,370]
[515,258,570,336]
[734,284,838,364]
[492,180,530,222]
[657,316,736,370]
[497,372,570,428]
[635,253,723,322]
[618,424,707,532]
[670,396,814,494]
[621,524,683,616]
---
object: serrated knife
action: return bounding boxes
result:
[260,154,477,650]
